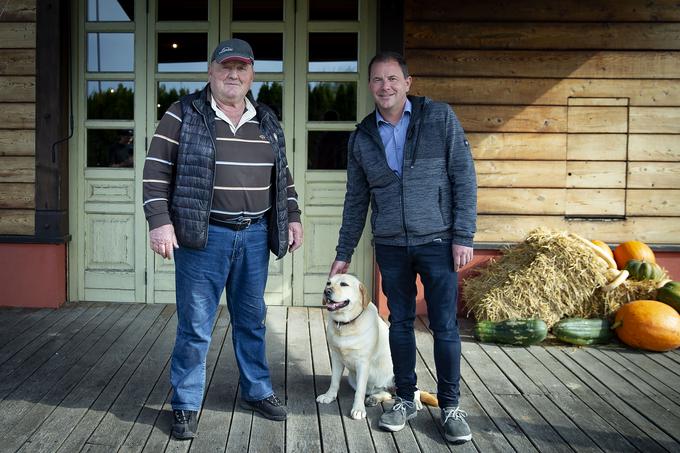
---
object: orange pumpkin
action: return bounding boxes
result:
[613,240,656,269]
[591,240,614,260]
[612,300,680,351]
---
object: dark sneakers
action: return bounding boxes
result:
[239,394,287,421]
[378,397,418,432]
[441,406,472,443]
[172,410,198,440]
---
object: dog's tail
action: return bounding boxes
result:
[417,390,439,407]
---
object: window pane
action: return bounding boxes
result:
[308,131,350,170]
[309,0,358,21]
[157,81,204,120]
[308,33,357,72]
[87,81,134,120]
[87,33,134,72]
[308,82,356,121]
[233,0,283,21]
[88,0,134,21]
[157,0,208,21]
[87,129,135,168]
[251,81,283,121]
[157,33,208,72]
[232,33,283,72]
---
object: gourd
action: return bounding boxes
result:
[613,241,656,269]
[624,259,666,281]
[552,318,613,345]
[474,319,548,346]
[591,240,614,260]
[612,300,680,351]
[657,281,680,312]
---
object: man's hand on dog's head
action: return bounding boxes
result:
[329,260,350,277]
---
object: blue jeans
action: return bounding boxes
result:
[171,220,273,411]
[375,240,461,408]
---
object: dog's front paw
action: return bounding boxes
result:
[316,392,337,404]
[350,404,366,420]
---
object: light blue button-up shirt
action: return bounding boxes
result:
[376,99,412,177]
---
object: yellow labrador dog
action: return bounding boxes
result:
[316,274,437,419]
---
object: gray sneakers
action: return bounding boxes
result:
[441,406,472,443]
[378,397,418,432]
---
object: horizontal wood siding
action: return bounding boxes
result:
[406,0,680,245]
[0,1,36,235]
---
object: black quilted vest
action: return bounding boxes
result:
[171,85,290,259]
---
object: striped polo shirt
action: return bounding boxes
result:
[143,96,301,231]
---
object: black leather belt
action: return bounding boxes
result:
[209,216,264,231]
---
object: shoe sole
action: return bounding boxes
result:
[239,400,287,421]
[379,412,418,432]
[171,429,196,440]
[445,433,472,444]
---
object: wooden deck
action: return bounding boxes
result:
[0,303,679,452]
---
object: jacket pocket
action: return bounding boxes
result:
[371,187,404,237]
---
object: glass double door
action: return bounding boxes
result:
[72,0,375,304]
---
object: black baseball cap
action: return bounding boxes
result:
[211,38,254,65]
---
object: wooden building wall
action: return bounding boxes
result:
[0,0,36,235]
[405,0,680,245]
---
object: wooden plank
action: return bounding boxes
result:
[626,189,680,216]
[457,105,565,133]
[475,215,680,244]
[566,162,627,188]
[595,347,680,406]
[309,308,351,453]
[407,50,680,79]
[0,23,35,48]
[0,77,34,102]
[566,189,625,217]
[629,134,680,161]
[0,307,72,367]
[0,49,35,75]
[2,304,141,452]
[413,77,680,107]
[0,209,33,235]
[0,304,96,400]
[553,347,680,443]
[18,304,164,452]
[0,103,35,129]
[567,106,628,133]
[527,346,668,452]
[247,306,286,453]
[476,161,566,188]
[286,308,322,453]
[0,305,119,434]
[0,0,36,21]
[405,0,680,22]
[0,156,34,182]
[478,188,564,215]
[628,162,680,189]
[0,183,34,208]
[55,305,174,453]
[79,307,177,451]
[543,347,680,451]
[568,98,629,107]
[468,133,566,160]
[630,107,680,133]
[0,308,51,348]
[406,22,680,50]
[567,134,627,161]
[0,130,34,156]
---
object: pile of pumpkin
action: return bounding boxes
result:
[475,240,680,352]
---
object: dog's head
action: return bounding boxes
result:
[322,274,371,314]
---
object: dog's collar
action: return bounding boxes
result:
[334,308,365,328]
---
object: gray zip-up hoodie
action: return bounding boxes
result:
[335,95,477,263]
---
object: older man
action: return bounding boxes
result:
[143,38,303,439]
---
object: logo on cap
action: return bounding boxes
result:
[219,47,232,54]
